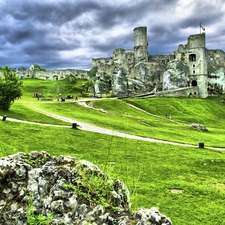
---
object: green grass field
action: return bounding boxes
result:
[1,78,225,225]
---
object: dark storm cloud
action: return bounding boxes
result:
[94,1,149,28]
[0,0,225,70]
[0,1,100,25]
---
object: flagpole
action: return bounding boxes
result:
[200,23,205,34]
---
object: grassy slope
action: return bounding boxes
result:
[2,103,70,125]
[1,121,225,225]
[1,79,225,225]
[21,78,88,100]
[126,96,225,128]
[27,97,225,147]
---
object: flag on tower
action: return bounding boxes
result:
[200,23,205,32]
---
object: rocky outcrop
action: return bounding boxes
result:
[0,152,172,225]
[163,60,189,91]
[112,68,129,97]
[190,123,208,131]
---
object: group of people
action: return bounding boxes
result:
[57,93,78,102]
[33,92,79,101]
[34,92,41,100]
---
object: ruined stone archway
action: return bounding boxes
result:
[192,80,197,86]
[53,75,58,80]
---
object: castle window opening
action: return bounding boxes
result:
[193,64,195,68]
[192,80,197,86]
[189,54,196,61]
[193,70,195,74]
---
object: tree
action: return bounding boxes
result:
[18,67,27,71]
[0,66,23,110]
[29,64,46,78]
[30,64,46,71]
[67,73,77,84]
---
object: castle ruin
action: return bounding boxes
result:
[16,68,88,80]
[92,26,225,98]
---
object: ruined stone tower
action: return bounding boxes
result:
[133,26,148,63]
[186,33,208,98]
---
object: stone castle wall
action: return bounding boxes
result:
[16,69,88,80]
[187,33,205,48]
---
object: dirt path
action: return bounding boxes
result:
[3,117,70,128]
[3,105,225,151]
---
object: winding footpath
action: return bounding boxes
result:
[3,102,225,151]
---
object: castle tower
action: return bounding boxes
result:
[133,26,148,63]
[186,33,208,98]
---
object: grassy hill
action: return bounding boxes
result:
[1,78,225,225]
[21,78,89,100]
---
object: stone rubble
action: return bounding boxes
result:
[0,151,172,225]
[190,123,208,131]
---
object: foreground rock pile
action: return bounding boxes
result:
[0,152,172,225]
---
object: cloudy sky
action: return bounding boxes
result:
[1,0,225,70]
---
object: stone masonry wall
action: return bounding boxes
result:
[16,69,88,80]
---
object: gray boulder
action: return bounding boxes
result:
[0,151,172,225]
[191,123,208,131]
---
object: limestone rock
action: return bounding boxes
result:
[163,60,189,90]
[0,151,172,225]
[190,123,208,131]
